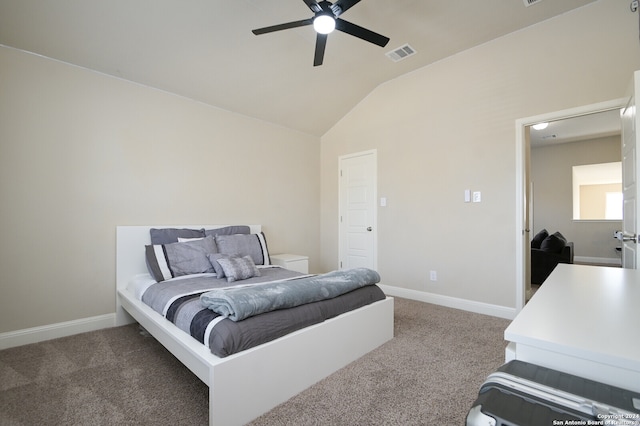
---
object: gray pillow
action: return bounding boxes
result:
[145,245,173,282]
[215,233,271,266]
[207,253,231,278]
[204,226,251,238]
[150,228,205,245]
[145,235,217,281]
[216,256,261,282]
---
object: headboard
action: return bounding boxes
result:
[115,225,262,292]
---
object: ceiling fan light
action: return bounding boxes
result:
[313,14,335,34]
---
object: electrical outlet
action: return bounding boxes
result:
[429,270,437,281]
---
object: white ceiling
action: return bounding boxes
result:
[529,108,622,148]
[0,0,598,136]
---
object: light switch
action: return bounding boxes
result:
[473,191,482,203]
[464,189,471,203]
[380,197,387,207]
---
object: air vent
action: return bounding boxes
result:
[523,0,543,6]
[386,44,416,62]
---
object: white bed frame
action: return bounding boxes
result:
[115,225,394,426]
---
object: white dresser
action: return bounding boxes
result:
[505,264,640,392]
[270,253,309,274]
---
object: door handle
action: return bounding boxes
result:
[366,226,372,231]
[614,231,637,243]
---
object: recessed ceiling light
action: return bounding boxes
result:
[532,122,549,130]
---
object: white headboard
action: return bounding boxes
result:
[115,225,262,292]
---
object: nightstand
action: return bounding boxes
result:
[270,254,309,274]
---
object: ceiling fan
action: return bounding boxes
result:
[251,0,390,66]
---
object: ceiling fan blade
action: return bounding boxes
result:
[332,0,361,16]
[302,0,322,13]
[314,33,328,66]
[335,18,389,47]
[252,18,313,35]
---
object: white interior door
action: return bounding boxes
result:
[339,150,377,270]
[620,71,640,268]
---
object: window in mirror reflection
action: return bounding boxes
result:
[572,162,622,220]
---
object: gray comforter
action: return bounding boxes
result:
[140,266,386,357]
[200,268,380,321]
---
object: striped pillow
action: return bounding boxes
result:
[145,235,217,282]
[215,233,271,266]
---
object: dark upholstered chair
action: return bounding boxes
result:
[530,229,574,285]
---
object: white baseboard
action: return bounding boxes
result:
[379,284,517,320]
[2,287,516,350]
[0,313,116,350]
[574,256,621,266]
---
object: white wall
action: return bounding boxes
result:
[320,0,640,311]
[0,46,320,333]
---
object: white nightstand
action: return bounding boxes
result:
[270,254,309,274]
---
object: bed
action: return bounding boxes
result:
[115,225,394,426]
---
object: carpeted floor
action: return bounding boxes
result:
[0,298,510,425]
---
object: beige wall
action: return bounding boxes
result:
[0,46,320,333]
[2,0,639,334]
[531,136,622,261]
[580,183,622,220]
[320,0,640,308]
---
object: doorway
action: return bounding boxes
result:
[515,98,626,312]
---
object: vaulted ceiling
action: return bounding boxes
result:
[0,0,597,136]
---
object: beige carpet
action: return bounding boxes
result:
[0,298,510,425]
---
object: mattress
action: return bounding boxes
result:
[128,267,386,357]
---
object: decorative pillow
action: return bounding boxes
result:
[215,255,261,282]
[150,228,205,245]
[540,232,567,254]
[553,231,567,242]
[145,235,217,281]
[215,233,271,266]
[204,226,251,238]
[207,253,231,278]
[145,245,173,282]
[531,229,548,249]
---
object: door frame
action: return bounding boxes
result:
[621,72,640,268]
[514,98,626,313]
[338,149,378,270]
